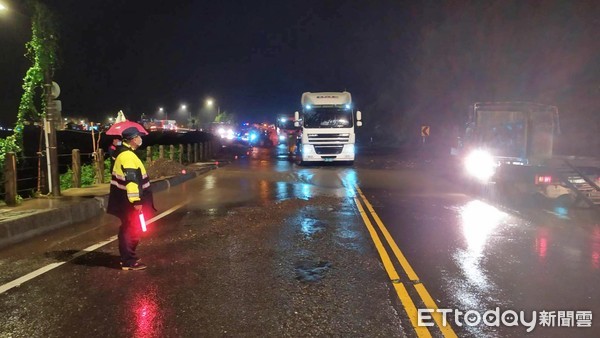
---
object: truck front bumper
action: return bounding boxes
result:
[301,144,355,162]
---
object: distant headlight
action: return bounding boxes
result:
[465,149,497,182]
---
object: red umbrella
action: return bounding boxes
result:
[106,120,148,136]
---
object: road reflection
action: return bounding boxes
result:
[126,285,162,338]
[534,228,549,262]
[592,226,600,270]
[452,200,508,300]
[460,200,506,254]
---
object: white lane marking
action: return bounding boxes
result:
[0,201,188,295]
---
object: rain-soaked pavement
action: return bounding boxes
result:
[355,148,600,337]
[0,144,599,337]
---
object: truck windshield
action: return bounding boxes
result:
[303,107,353,128]
[476,111,527,158]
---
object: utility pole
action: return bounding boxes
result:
[44,70,60,196]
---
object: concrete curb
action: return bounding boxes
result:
[0,165,217,250]
[0,198,105,249]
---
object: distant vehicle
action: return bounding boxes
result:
[143,119,177,132]
[294,91,362,165]
[276,115,300,155]
[209,122,236,141]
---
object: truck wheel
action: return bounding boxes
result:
[555,194,575,209]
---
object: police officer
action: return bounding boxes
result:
[108,137,122,172]
[107,127,154,270]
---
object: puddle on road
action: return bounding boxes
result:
[300,218,326,238]
[295,260,332,282]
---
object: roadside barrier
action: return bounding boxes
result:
[2,140,215,206]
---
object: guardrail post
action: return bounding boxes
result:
[96,149,105,184]
[4,152,17,206]
[199,142,205,161]
[169,145,175,161]
[99,149,105,182]
[159,145,164,159]
[146,146,152,165]
[72,149,81,188]
[178,144,183,164]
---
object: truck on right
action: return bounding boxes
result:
[457,101,600,209]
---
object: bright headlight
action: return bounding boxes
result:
[465,149,497,181]
[303,144,311,154]
[347,144,355,155]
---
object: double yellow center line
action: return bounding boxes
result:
[353,185,457,338]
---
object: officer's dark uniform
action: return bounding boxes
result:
[106,127,154,270]
[108,138,121,172]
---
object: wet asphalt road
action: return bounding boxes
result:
[0,145,402,337]
[0,144,599,337]
[356,158,600,337]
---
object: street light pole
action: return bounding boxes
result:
[181,104,190,129]
[44,70,60,196]
[205,98,221,124]
[159,107,168,120]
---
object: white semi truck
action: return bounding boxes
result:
[294,91,362,165]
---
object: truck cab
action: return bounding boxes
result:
[294,91,362,164]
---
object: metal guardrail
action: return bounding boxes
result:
[2,140,215,205]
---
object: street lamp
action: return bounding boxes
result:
[179,104,191,128]
[0,3,7,11]
[205,98,221,128]
[159,107,168,120]
[206,98,220,114]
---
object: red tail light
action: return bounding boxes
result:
[535,175,552,184]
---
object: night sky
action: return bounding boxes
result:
[1,0,599,150]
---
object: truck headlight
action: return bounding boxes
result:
[465,149,497,182]
[347,144,355,155]
[303,144,311,154]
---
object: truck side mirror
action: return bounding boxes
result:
[294,111,300,127]
[356,110,362,121]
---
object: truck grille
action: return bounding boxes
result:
[315,146,344,155]
[307,133,350,144]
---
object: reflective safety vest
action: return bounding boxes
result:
[111,143,150,205]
